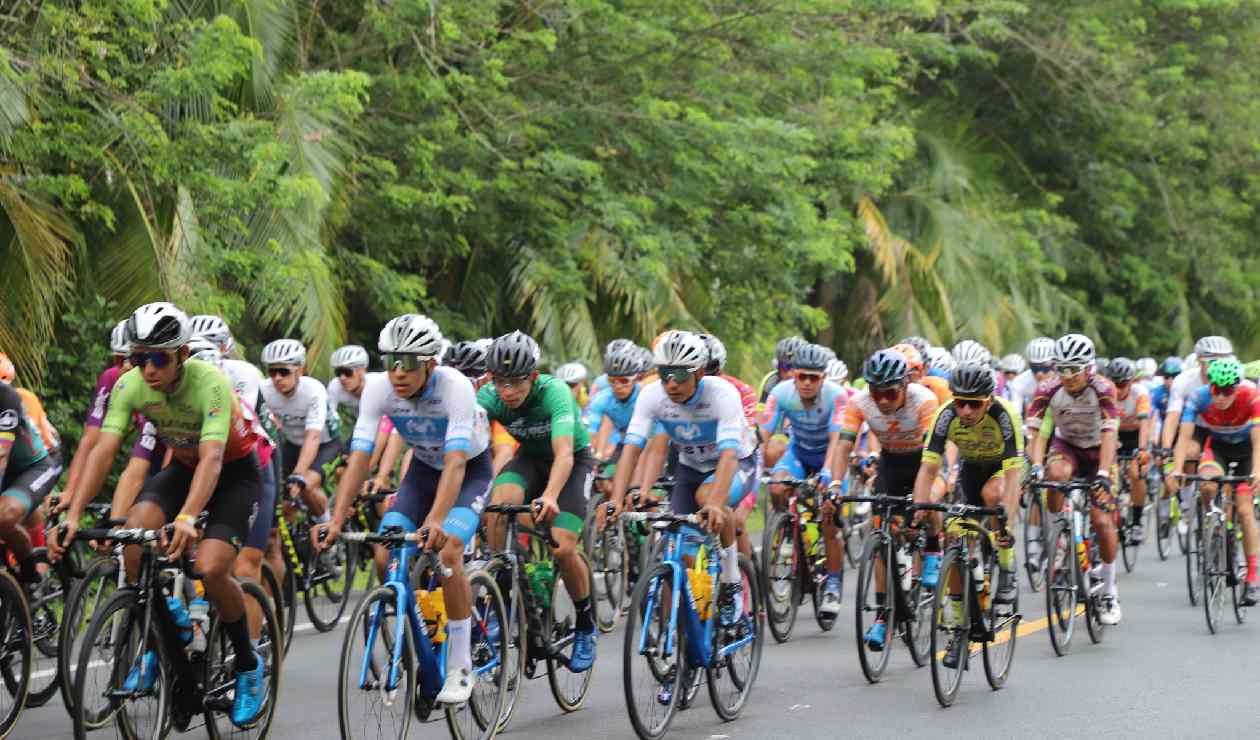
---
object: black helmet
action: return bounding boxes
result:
[863,349,909,386]
[792,343,830,371]
[949,362,996,396]
[1106,357,1137,384]
[603,343,643,376]
[775,336,806,366]
[446,340,488,376]
[487,331,540,377]
[899,335,931,357]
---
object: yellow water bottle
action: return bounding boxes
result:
[420,587,447,643]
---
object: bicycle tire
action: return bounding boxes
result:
[760,512,798,643]
[1156,492,1173,561]
[1044,520,1077,656]
[256,560,289,659]
[337,586,412,740]
[582,508,626,633]
[929,548,967,708]
[303,534,354,631]
[72,589,164,740]
[203,579,282,740]
[445,569,508,740]
[1022,490,1046,592]
[58,555,118,718]
[623,561,681,740]
[1203,520,1226,634]
[544,549,595,712]
[281,565,298,653]
[982,548,1017,690]
[1230,511,1249,625]
[1176,488,1191,555]
[0,570,29,740]
[1186,500,1202,606]
[806,531,835,632]
[903,548,933,667]
[706,554,762,721]
[17,553,67,709]
[1081,536,1105,645]
[479,560,526,734]
[854,531,893,683]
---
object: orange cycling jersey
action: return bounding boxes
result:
[15,387,58,451]
[920,375,952,406]
[1116,385,1151,432]
[837,382,939,453]
[491,421,519,451]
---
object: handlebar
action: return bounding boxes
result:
[620,511,705,527]
[1175,473,1252,484]
[482,501,560,547]
[1027,479,1094,493]
[912,502,1008,521]
[339,527,454,577]
[71,511,209,545]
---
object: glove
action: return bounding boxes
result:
[818,468,833,488]
[1093,473,1112,493]
[286,474,307,494]
[1028,464,1044,481]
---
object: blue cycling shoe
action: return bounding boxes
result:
[122,650,160,693]
[864,619,887,651]
[921,553,942,589]
[231,651,267,727]
[569,628,596,673]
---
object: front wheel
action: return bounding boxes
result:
[854,532,893,683]
[929,549,967,708]
[760,512,798,644]
[583,509,626,633]
[623,562,681,740]
[1155,489,1173,561]
[72,590,164,740]
[545,551,595,712]
[1202,521,1226,635]
[445,570,508,740]
[23,554,68,709]
[1022,492,1046,592]
[1044,521,1078,656]
[982,550,1018,689]
[706,554,762,721]
[1185,502,1202,606]
[479,561,526,733]
[304,534,354,632]
[337,586,413,740]
[0,570,30,739]
[58,556,118,720]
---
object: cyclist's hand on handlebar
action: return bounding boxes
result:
[597,499,621,532]
[48,521,77,562]
[1092,473,1112,494]
[312,520,341,551]
[286,474,307,498]
[420,518,447,551]
[1028,464,1044,482]
[532,496,560,524]
[164,517,200,560]
[699,504,725,534]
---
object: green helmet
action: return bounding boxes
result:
[1207,358,1243,388]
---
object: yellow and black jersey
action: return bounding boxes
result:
[922,396,1023,470]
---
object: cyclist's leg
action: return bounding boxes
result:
[0,455,59,581]
[763,435,788,475]
[482,453,535,552]
[125,463,194,579]
[768,442,805,513]
[1045,438,1077,512]
[699,457,757,624]
[197,454,263,656]
[299,439,341,518]
[546,453,595,610]
[235,453,277,637]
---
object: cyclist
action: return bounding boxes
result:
[556,362,590,408]
[914,362,1023,666]
[826,358,849,388]
[952,339,1003,397]
[1168,358,1260,605]
[603,331,757,631]
[829,349,941,645]
[1026,333,1123,625]
[260,339,340,519]
[588,339,636,401]
[478,331,598,673]
[0,359,61,586]
[1008,337,1055,426]
[315,314,492,702]
[52,302,268,724]
[1108,358,1152,542]
[893,342,949,406]
[1161,338,1235,533]
[586,342,646,498]
[190,315,266,415]
[997,354,1026,403]
[701,334,761,561]
[759,336,805,403]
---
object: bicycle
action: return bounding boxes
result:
[1114,449,1151,573]
[583,470,627,633]
[273,482,354,636]
[1177,469,1252,633]
[1028,478,1105,655]
[1021,478,1048,592]
[0,549,30,739]
[1180,472,1204,607]
[760,475,836,642]
[69,514,281,740]
[478,502,597,732]
[336,526,507,740]
[1151,447,1175,560]
[917,501,1019,707]
[620,509,762,740]
[835,493,931,682]
[840,453,874,567]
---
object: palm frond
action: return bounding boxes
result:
[225,0,298,110]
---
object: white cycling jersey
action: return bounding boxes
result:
[624,376,755,473]
[1007,369,1037,415]
[350,367,489,469]
[222,359,264,410]
[327,372,385,413]
[260,375,336,445]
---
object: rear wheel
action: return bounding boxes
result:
[1081,532,1105,645]
[204,580,281,740]
[583,509,626,633]
[929,549,967,708]
[1230,511,1249,625]
[304,533,354,632]
[23,554,68,709]
[1155,487,1173,561]
[854,532,893,683]
[58,556,118,719]
[760,512,798,643]
[1120,504,1141,574]
[445,570,508,740]
[982,549,1017,689]
[706,555,761,721]
[545,551,595,712]
[1044,521,1078,656]
[903,551,933,667]
[337,586,412,740]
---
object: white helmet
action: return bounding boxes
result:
[951,339,992,366]
[110,320,130,355]
[652,331,709,372]
[1024,336,1055,365]
[998,353,1027,374]
[1193,335,1233,359]
[555,362,588,384]
[926,346,955,374]
[189,315,234,353]
[378,314,444,357]
[330,345,369,369]
[187,337,223,367]
[262,339,307,367]
[1052,333,1095,365]
[126,302,191,350]
[1136,357,1157,378]
[825,359,849,383]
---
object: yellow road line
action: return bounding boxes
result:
[932,604,1086,659]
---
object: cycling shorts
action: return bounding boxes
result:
[873,450,922,519]
[136,453,263,549]
[1200,438,1253,495]
[670,455,759,515]
[1117,429,1141,456]
[493,449,595,535]
[957,461,1003,508]
[0,453,62,514]
[381,449,493,545]
[770,443,826,479]
[1046,439,1114,513]
[243,458,277,551]
[281,438,343,484]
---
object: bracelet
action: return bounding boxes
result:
[175,514,197,525]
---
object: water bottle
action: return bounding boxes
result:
[970,554,984,589]
[167,596,194,645]
[188,598,210,653]
[895,546,912,593]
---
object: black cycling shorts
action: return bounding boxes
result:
[493,449,595,535]
[136,453,262,549]
[281,438,343,484]
[957,461,1004,509]
[873,450,922,519]
[0,454,62,514]
[1118,429,1141,456]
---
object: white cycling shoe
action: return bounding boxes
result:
[1099,597,1122,626]
[436,667,475,705]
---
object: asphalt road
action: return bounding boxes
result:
[18,535,1260,740]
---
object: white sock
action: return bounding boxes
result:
[720,544,740,585]
[1027,525,1041,549]
[1101,562,1117,597]
[446,617,472,674]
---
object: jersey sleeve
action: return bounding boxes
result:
[921,403,956,466]
[1024,383,1052,422]
[0,384,22,450]
[730,377,758,426]
[442,372,478,455]
[917,393,941,436]
[100,369,141,437]
[350,375,388,454]
[713,381,746,453]
[303,379,328,432]
[838,396,866,441]
[997,400,1024,470]
[542,380,577,442]
[624,383,662,448]
[85,368,116,429]
[585,391,610,436]
[196,368,235,444]
[1181,388,1205,424]
[1096,378,1120,432]
[759,389,784,436]
[130,419,160,461]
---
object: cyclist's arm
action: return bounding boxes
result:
[291,428,321,479]
[373,431,405,488]
[830,437,855,482]
[610,443,644,506]
[331,451,372,527]
[635,432,669,492]
[110,455,152,516]
[62,425,100,496]
[911,457,941,505]
[1250,426,1260,483]
[366,424,390,473]
[595,415,614,460]
[1160,405,1182,450]
[66,431,125,518]
[1136,392,1152,450]
[1000,466,1021,522]
[1171,420,1195,474]
[916,405,951,503]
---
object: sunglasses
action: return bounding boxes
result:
[267,366,293,378]
[608,376,637,387]
[1030,364,1053,374]
[381,353,427,371]
[658,366,694,385]
[870,384,903,402]
[1056,364,1086,378]
[461,368,484,379]
[130,351,174,369]
[1211,383,1238,397]
[954,396,988,409]
[491,375,531,390]
[796,372,824,383]
[334,367,356,378]
[1114,380,1132,389]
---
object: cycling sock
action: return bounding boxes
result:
[720,545,740,585]
[1100,562,1117,597]
[223,617,258,672]
[446,617,473,673]
[1247,554,1258,584]
[573,597,594,633]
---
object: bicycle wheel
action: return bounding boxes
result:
[1185,500,1201,606]
[929,549,967,708]
[204,580,282,740]
[22,555,68,708]
[445,569,508,740]
[1202,520,1226,635]
[707,554,762,721]
[1176,491,1191,555]
[303,533,354,631]
[854,532,893,683]
[759,512,798,643]
[844,509,868,568]
[1155,492,1173,561]
[1044,521,1077,656]
[72,590,165,740]
[623,562,682,740]
[337,586,413,740]
[1121,511,1141,574]
[982,550,1017,690]
[903,552,933,668]
[1230,513,1249,625]
[1022,491,1046,592]
[805,533,834,632]
[0,570,29,739]
[280,566,297,654]
[1080,540,1105,645]
[480,561,525,733]
[545,550,595,712]
[583,510,626,633]
[59,556,118,719]
[256,561,288,658]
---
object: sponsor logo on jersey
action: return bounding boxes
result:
[0,410,16,431]
[675,423,702,441]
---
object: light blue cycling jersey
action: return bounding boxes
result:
[590,373,610,398]
[585,384,641,446]
[624,376,755,473]
[759,379,846,452]
[351,367,490,468]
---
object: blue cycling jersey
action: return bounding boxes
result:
[759,379,845,453]
[585,384,641,446]
[1149,383,1170,418]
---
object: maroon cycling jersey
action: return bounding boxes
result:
[1026,372,1119,449]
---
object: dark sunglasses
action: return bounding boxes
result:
[381,353,427,371]
[130,351,174,369]
[334,367,356,378]
[796,372,824,383]
[658,366,695,385]
[1030,364,1053,374]
[954,396,988,409]
[870,384,903,402]
[1211,383,1238,397]
[461,368,484,379]
[267,366,293,378]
